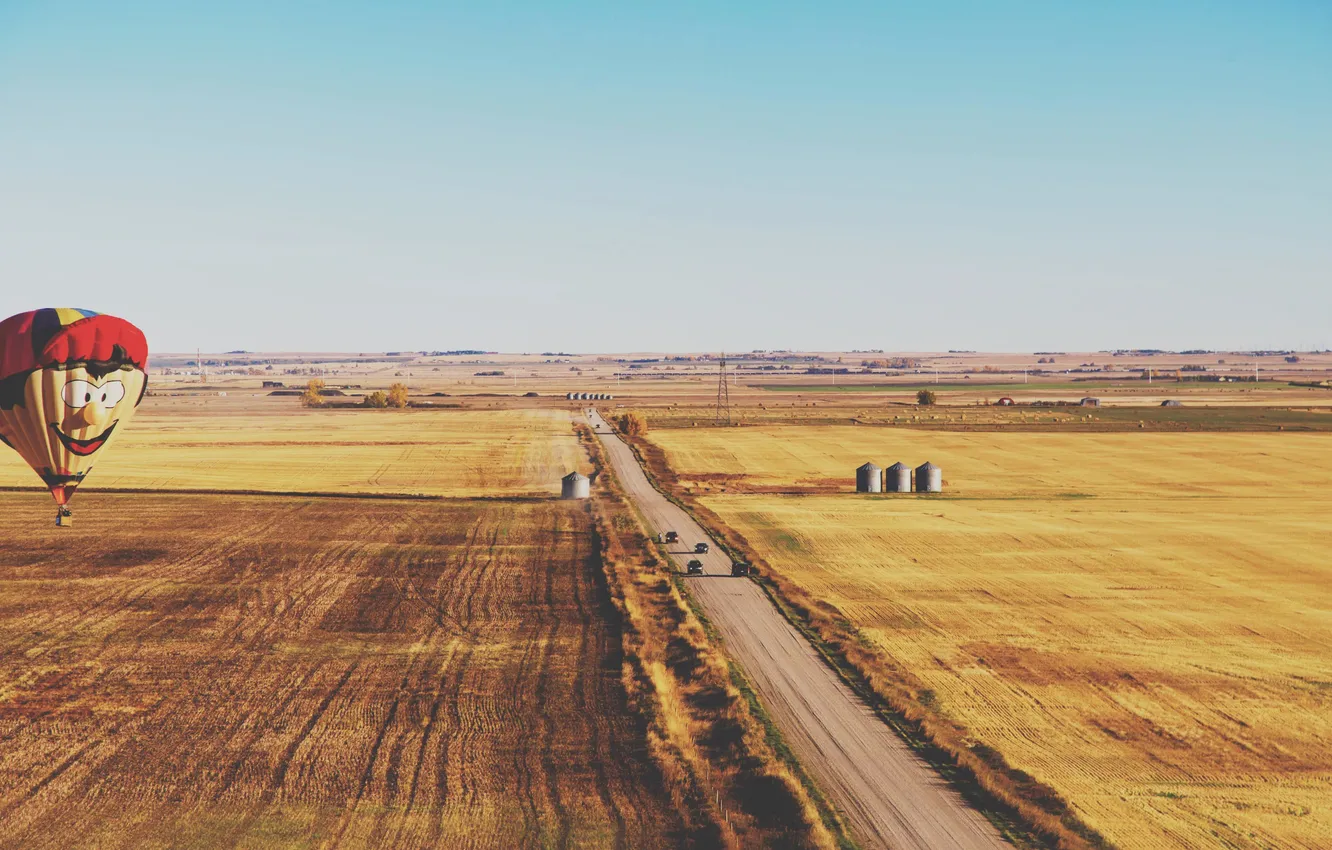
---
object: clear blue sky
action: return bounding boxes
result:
[1,1,1328,353]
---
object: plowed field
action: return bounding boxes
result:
[648,426,1332,849]
[0,493,681,849]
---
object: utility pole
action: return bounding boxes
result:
[714,353,731,426]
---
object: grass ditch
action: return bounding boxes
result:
[576,422,846,850]
[621,430,1117,850]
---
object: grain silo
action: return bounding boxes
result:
[566,392,575,400]
[561,471,590,500]
[884,462,911,492]
[855,462,882,493]
[915,461,942,493]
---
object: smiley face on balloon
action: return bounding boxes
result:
[0,309,149,516]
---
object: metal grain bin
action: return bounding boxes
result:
[561,471,590,500]
[915,461,942,493]
[855,462,882,493]
[884,462,911,492]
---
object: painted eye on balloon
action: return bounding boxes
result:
[97,381,126,407]
[62,380,95,409]
[61,380,126,408]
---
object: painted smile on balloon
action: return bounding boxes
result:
[50,421,118,457]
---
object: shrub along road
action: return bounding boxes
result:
[586,409,1007,850]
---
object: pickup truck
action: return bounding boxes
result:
[686,559,704,575]
[730,562,753,577]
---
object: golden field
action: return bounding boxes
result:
[0,401,587,498]
[649,425,1332,849]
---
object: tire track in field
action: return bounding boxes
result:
[324,512,491,850]
[0,494,687,849]
[63,511,397,849]
[534,510,573,849]
[261,660,362,805]
[0,505,304,819]
[506,514,551,846]
[564,511,629,849]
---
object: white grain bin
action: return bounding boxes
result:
[884,462,911,492]
[915,461,942,493]
[855,462,882,493]
[561,471,590,500]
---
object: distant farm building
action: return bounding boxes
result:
[1161,399,1183,407]
[884,462,911,492]
[855,462,882,493]
[561,471,590,500]
[996,397,1015,406]
[1080,397,1101,407]
[262,381,285,388]
[915,462,942,493]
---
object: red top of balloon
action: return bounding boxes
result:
[0,308,149,382]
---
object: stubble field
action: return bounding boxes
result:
[0,493,681,849]
[647,425,1332,849]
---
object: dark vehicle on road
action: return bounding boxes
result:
[694,542,709,554]
[686,559,704,575]
[664,531,679,543]
[731,561,753,577]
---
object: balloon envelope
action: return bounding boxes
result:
[0,308,149,506]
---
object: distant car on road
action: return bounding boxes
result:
[664,531,679,543]
[695,542,710,554]
[686,559,704,575]
[731,561,753,577]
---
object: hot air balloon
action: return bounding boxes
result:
[0,308,149,526]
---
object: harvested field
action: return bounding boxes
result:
[638,404,1332,432]
[647,426,1332,848]
[0,406,587,498]
[0,493,682,849]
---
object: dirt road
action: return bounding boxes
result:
[587,410,1009,850]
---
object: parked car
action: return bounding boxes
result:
[686,559,704,575]
[694,542,710,554]
[664,531,679,543]
[731,561,753,577]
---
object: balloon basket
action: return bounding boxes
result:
[55,508,73,528]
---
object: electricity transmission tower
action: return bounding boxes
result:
[714,352,731,426]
